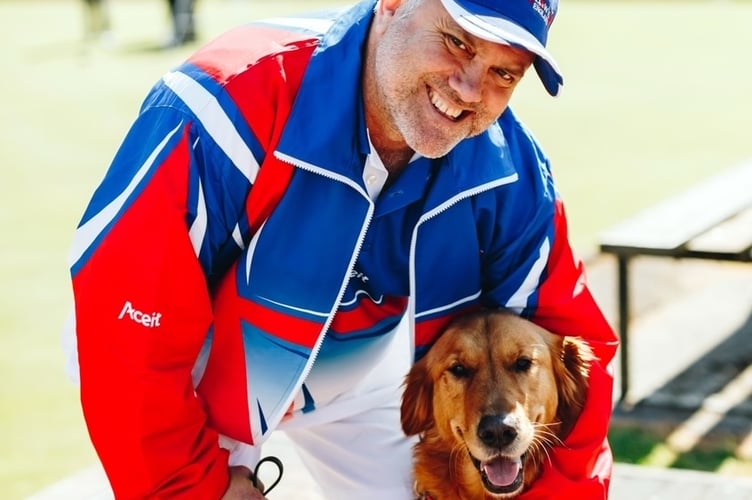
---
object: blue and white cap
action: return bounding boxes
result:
[439,0,564,96]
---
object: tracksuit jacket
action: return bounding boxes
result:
[68,1,619,498]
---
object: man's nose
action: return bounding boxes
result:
[449,61,484,103]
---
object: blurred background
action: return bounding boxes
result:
[0,0,750,498]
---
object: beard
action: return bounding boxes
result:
[372,55,497,159]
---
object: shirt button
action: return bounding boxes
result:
[366,175,377,185]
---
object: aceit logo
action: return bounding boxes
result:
[118,300,162,328]
[529,0,556,27]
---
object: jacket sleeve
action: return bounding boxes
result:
[520,198,619,499]
[70,104,248,498]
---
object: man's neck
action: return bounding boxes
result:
[372,143,414,178]
[362,25,415,179]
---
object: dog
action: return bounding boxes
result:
[401,309,595,499]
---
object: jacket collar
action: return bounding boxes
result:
[275,0,373,180]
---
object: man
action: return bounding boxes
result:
[65,0,618,498]
[164,0,197,48]
[82,0,111,42]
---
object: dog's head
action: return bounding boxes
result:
[401,310,594,498]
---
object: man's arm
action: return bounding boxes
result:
[71,108,238,498]
[520,198,618,499]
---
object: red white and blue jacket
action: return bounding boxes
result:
[68,1,619,498]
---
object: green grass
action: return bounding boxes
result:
[610,426,752,476]
[1,1,751,498]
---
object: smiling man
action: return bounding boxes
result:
[65,0,617,498]
[367,0,538,161]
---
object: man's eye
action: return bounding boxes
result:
[447,34,468,52]
[495,69,515,86]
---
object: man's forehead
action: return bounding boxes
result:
[434,9,535,70]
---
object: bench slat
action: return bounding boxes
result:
[599,161,752,254]
[685,207,752,260]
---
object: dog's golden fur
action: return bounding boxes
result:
[401,310,594,500]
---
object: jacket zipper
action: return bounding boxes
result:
[272,150,375,402]
[406,173,519,355]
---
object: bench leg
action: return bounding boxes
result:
[617,255,631,403]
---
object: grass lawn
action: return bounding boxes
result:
[1,0,750,498]
[610,426,752,476]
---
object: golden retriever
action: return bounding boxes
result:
[401,309,594,500]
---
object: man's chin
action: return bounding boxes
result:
[406,136,462,159]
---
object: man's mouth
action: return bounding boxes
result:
[428,88,465,121]
[470,452,527,495]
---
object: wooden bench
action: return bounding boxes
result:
[598,160,752,403]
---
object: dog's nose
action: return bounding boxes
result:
[477,415,518,448]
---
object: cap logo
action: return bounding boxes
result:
[529,0,555,27]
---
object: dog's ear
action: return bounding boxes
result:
[400,358,435,436]
[554,336,595,438]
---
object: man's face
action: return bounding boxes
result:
[368,0,536,158]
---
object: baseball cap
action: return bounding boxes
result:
[439,0,564,96]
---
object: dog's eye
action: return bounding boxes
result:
[448,363,471,378]
[514,357,532,373]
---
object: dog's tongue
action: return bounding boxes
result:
[482,457,521,487]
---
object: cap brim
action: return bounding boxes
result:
[440,0,564,96]
[534,57,563,97]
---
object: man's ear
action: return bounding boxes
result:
[379,0,405,16]
[373,0,404,29]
